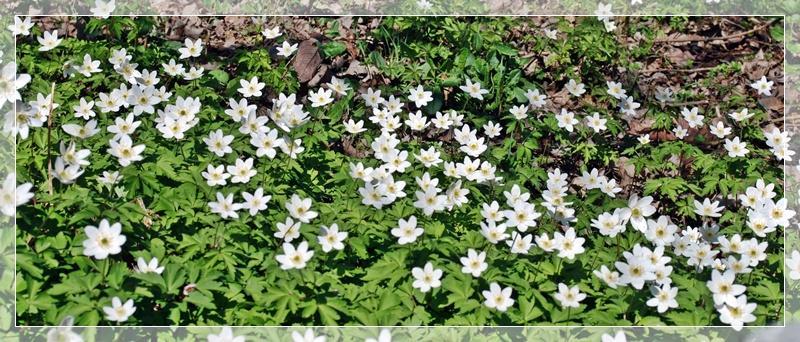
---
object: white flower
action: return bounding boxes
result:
[82,219,125,259]
[276,241,314,270]
[262,26,282,39]
[646,284,678,313]
[365,329,391,342]
[595,3,614,21]
[59,141,90,167]
[107,113,141,140]
[63,119,100,139]
[46,316,83,342]
[208,192,242,219]
[460,78,490,100]
[760,198,796,228]
[565,79,586,97]
[483,121,502,138]
[655,87,673,103]
[277,41,299,57]
[750,76,773,96]
[413,189,446,216]
[51,157,83,184]
[77,54,102,77]
[361,88,385,108]
[644,216,677,246]
[693,198,724,218]
[417,0,433,10]
[553,283,586,308]
[482,282,514,312]
[103,297,136,322]
[619,95,640,117]
[204,129,234,157]
[681,107,704,128]
[108,135,146,167]
[405,110,428,131]
[506,232,533,254]
[763,127,789,149]
[202,164,230,186]
[238,76,265,98]
[707,269,746,306]
[286,194,318,223]
[603,19,617,32]
[325,76,351,96]
[615,255,655,289]
[308,88,334,107]
[250,129,283,159]
[178,38,203,59]
[207,327,245,342]
[108,48,132,66]
[555,108,578,132]
[8,16,33,36]
[411,262,443,293]
[618,195,656,232]
[242,187,271,215]
[0,62,31,106]
[227,158,256,184]
[481,221,509,244]
[544,28,558,40]
[673,126,688,140]
[38,30,63,51]
[162,59,185,76]
[585,112,607,133]
[724,255,752,274]
[291,329,325,342]
[0,174,34,217]
[238,111,268,136]
[788,250,800,280]
[606,81,627,99]
[90,0,116,18]
[637,134,650,145]
[724,137,749,157]
[408,85,433,108]
[225,97,256,122]
[553,228,585,259]
[97,171,122,185]
[460,249,488,277]
[391,216,424,245]
[729,108,753,122]
[280,138,306,159]
[718,295,757,331]
[430,111,453,129]
[601,331,627,342]
[523,89,546,109]
[184,66,205,80]
[135,257,164,274]
[275,217,301,242]
[318,223,347,252]
[593,265,621,289]
[709,121,731,138]
[509,105,528,120]
[599,178,622,198]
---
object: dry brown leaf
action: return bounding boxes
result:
[292,39,322,84]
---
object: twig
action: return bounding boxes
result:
[638,66,716,74]
[653,19,778,43]
[45,82,56,196]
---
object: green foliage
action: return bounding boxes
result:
[14,16,784,327]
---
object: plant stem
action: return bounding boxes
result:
[45,82,56,196]
[555,256,563,275]
[101,258,110,282]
